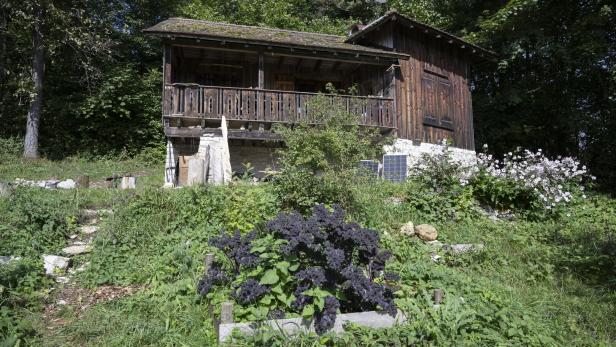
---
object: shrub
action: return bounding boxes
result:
[473,147,591,212]
[274,89,390,212]
[0,188,79,257]
[0,136,23,162]
[407,142,478,221]
[198,205,400,334]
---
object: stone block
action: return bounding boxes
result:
[120,176,136,189]
[219,310,406,342]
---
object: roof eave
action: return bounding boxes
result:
[144,29,409,60]
[345,11,498,62]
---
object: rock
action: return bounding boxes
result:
[430,253,441,262]
[425,240,444,249]
[0,255,21,265]
[120,176,136,189]
[43,255,70,275]
[57,179,76,189]
[399,222,415,236]
[57,299,67,306]
[415,224,438,241]
[0,182,13,197]
[45,180,60,189]
[386,197,404,205]
[55,276,70,284]
[62,245,92,255]
[69,234,78,239]
[445,243,485,255]
[79,209,99,224]
[80,225,99,234]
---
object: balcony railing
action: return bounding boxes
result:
[163,83,395,129]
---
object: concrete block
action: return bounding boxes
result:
[187,158,206,185]
[120,176,136,189]
[219,310,406,342]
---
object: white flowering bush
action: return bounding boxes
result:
[473,146,593,212]
[407,140,478,220]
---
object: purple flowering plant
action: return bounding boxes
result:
[197,204,400,334]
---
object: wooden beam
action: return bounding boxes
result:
[164,127,283,141]
[164,39,403,66]
[277,56,285,68]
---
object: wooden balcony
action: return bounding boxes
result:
[163,84,396,129]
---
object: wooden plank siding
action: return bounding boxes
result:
[358,22,475,150]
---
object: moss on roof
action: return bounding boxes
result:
[143,18,405,58]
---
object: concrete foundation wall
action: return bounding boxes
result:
[384,139,476,167]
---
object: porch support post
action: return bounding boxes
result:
[258,52,264,89]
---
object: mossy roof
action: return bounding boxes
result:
[143,18,406,59]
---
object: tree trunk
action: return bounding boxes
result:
[23,5,45,159]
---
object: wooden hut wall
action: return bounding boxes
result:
[398,27,474,149]
[356,23,475,150]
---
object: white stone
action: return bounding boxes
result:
[220,116,233,184]
[57,299,67,306]
[57,179,76,189]
[187,157,206,185]
[62,245,92,255]
[0,255,21,265]
[55,276,70,284]
[445,243,485,254]
[80,225,98,234]
[43,255,70,275]
[120,176,136,189]
[164,139,179,186]
[219,310,407,342]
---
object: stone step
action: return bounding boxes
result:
[62,245,92,256]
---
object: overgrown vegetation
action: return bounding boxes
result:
[1,155,615,345]
[273,91,389,212]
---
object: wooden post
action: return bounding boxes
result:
[75,175,89,189]
[204,253,214,273]
[258,53,264,89]
[221,302,234,324]
[433,289,443,307]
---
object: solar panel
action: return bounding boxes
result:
[358,160,380,177]
[382,155,408,182]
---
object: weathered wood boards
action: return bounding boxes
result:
[165,84,395,129]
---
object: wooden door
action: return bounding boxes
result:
[421,69,454,144]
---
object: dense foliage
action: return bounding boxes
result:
[199,205,399,334]
[274,92,389,212]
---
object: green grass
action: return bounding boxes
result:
[0,154,163,185]
[2,158,615,346]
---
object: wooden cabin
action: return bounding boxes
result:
[144,11,494,185]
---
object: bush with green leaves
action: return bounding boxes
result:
[0,187,79,257]
[274,89,390,212]
[406,143,478,221]
[198,205,400,334]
